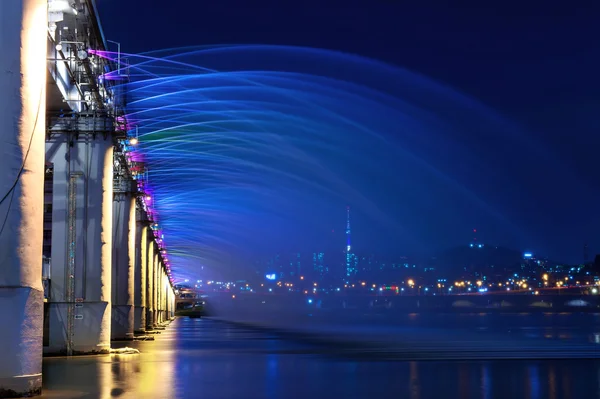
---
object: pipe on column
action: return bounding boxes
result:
[0,0,46,396]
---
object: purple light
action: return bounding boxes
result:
[99,72,126,81]
[129,152,144,162]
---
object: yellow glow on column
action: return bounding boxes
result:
[18,0,47,291]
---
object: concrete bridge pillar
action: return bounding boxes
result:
[156,265,162,323]
[172,286,176,319]
[164,271,168,321]
[134,219,148,333]
[159,265,165,323]
[0,0,47,395]
[145,241,155,329]
[170,284,176,319]
[153,254,159,326]
[45,132,114,355]
[164,282,169,319]
[163,270,168,320]
[155,261,160,324]
[171,285,175,319]
[111,180,136,340]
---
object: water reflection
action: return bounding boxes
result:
[41,319,600,399]
[481,364,491,399]
[265,354,279,399]
[42,330,176,398]
[527,364,540,399]
[409,361,420,399]
[549,365,557,399]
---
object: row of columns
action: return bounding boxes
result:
[43,133,176,353]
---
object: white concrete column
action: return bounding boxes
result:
[164,282,169,320]
[165,275,171,319]
[171,285,176,318]
[134,219,147,333]
[166,276,172,319]
[0,0,46,395]
[45,134,114,354]
[145,240,155,329]
[153,253,159,326]
[156,264,161,324]
[155,261,160,324]
[163,271,168,320]
[159,264,165,323]
[161,266,169,322]
[111,187,136,340]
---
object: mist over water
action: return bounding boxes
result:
[95,44,572,281]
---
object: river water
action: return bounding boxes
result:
[40,314,600,398]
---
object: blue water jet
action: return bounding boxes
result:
[93,45,570,282]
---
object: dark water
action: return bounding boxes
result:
[41,315,600,399]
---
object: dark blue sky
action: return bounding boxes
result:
[98,1,600,263]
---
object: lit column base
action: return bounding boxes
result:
[44,302,111,355]
[134,306,146,333]
[0,287,43,397]
[146,309,154,330]
[111,305,134,340]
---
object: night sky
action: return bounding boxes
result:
[97,1,600,265]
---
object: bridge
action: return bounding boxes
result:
[0,1,175,396]
[2,1,600,397]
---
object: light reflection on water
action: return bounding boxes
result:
[41,318,600,399]
[481,364,491,399]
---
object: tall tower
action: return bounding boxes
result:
[345,206,355,277]
[346,206,351,253]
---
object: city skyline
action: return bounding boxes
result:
[246,206,594,270]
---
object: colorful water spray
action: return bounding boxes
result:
[91,45,548,282]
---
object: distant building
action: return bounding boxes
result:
[345,206,357,277]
